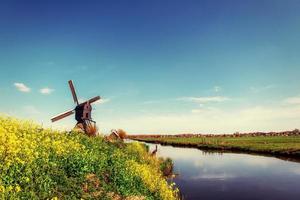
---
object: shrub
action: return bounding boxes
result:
[85,122,98,137]
[118,129,127,139]
[160,158,174,177]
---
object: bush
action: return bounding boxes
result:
[117,129,127,139]
[160,158,174,177]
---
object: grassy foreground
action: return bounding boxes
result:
[0,116,178,200]
[129,134,300,157]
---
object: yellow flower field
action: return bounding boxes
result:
[0,116,178,200]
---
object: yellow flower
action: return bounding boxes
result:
[126,159,178,200]
[0,185,5,192]
[7,185,13,192]
[15,185,21,192]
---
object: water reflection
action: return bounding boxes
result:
[146,143,300,200]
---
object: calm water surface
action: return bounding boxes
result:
[146,143,300,200]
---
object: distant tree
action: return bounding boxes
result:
[293,129,300,134]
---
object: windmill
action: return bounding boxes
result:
[51,80,101,134]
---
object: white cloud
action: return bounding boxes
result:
[39,95,300,134]
[191,109,202,113]
[178,96,230,103]
[250,85,275,93]
[14,82,31,92]
[214,86,221,92]
[78,98,86,103]
[95,98,110,104]
[100,102,300,134]
[40,87,54,95]
[283,96,300,104]
[142,100,160,105]
[191,106,217,114]
[79,98,110,105]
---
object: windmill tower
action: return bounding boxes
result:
[51,80,101,134]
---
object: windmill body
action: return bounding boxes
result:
[75,102,92,123]
[51,80,101,133]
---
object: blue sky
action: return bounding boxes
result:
[1,0,300,134]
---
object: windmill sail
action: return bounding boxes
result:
[87,96,101,104]
[51,110,74,122]
[68,80,79,105]
[51,80,101,124]
[78,96,101,106]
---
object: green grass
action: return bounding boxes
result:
[132,135,300,156]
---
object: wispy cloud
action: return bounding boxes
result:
[142,100,164,105]
[250,85,275,93]
[178,96,230,103]
[40,87,54,95]
[191,106,217,114]
[141,97,182,105]
[14,82,31,92]
[283,96,300,104]
[96,98,110,104]
[108,103,300,134]
[214,86,221,92]
[191,109,206,114]
[79,97,110,105]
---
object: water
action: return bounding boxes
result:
[146,143,300,200]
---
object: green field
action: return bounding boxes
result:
[0,116,178,200]
[131,135,300,157]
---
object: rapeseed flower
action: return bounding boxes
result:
[0,116,178,199]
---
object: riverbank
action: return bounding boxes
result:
[129,133,300,158]
[0,116,178,200]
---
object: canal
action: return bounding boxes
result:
[145,143,300,200]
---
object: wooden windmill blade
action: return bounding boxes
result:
[51,109,74,122]
[79,96,101,106]
[68,80,79,105]
[87,96,101,104]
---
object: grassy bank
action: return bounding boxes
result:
[0,116,178,200]
[129,134,300,157]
